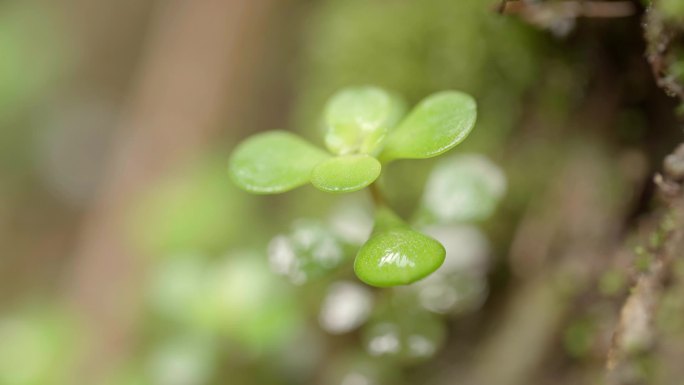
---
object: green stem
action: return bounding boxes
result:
[368,182,387,207]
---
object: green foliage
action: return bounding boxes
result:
[202,255,301,349]
[661,0,684,21]
[0,3,68,121]
[563,317,596,358]
[418,154,507,224]
[228,86,477,287]
[145,337,216,385]
[311,154,381,193]
[354,207,445,287]
[599,269,627,297]
[379,91,476,162]
[362,305,446,361]
[148,253,301,353]
[0,307,79,385]
[323,86,405,155]
[0,2,71,176]
[296,0,541,153]
[229,131,330,194]
[268,219,350,284]
[132,156,255,255]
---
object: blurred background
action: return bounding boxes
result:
[2,0,684,384]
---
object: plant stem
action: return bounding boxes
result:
[368,182,387,207]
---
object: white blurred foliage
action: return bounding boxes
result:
[366,323,401,356]
[413,225,491,314]
[211,254,272,318]
[363,318,443,360]
[147,256,206,322]
[268,219,345,284]
[319,281,373,334]
[422,154,506,224]
[291,220,343,268]
[340,372,373,385]
[406,334,437,358]
[147,338,214,385]
[328,198,373,245]
[268,235,304,284]
[423,225,490,275]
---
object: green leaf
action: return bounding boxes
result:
[311,154,381,193]
[324,86,405,155]
[354,208,445,287]
[380,91,477,162]
[229,131,329,194]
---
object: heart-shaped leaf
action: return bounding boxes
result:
[229,131,329,194]
[311,154,381,193]
[354,208,445,287]
[380,91,476,162]
[324,86,405,155]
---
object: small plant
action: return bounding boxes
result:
[229,86,477,287]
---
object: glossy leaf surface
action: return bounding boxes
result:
[380,91,476,162]
[354,208,445,287]
[324,86,405,155]
[311,154,381,193]
[229,131,329,194]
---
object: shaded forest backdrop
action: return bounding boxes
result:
[2,0,684,384]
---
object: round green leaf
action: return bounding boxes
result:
[311,154,381,193]
[324,86,405,155]
[380,91,477,162]
[229,131,329,194]
[354,208,445,287]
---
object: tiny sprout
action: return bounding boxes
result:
[228,86,478,287]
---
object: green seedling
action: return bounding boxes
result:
[229,86,477,287]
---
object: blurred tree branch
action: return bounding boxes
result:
[644,4,684,102]
[499,0,636,18]
[607,146,684,385]
[498,0,636,35]
[66,0,280,382]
